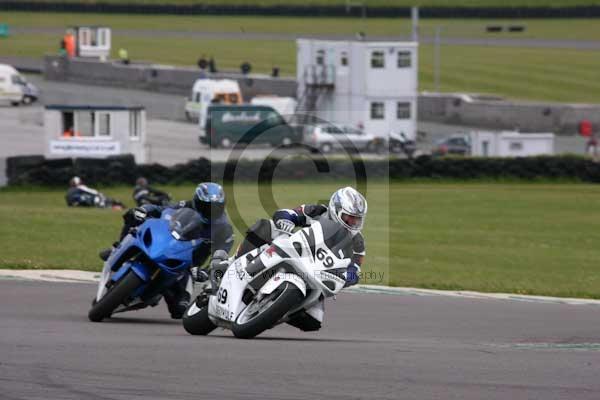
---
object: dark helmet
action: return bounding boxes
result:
[136,177,148,187]
[192,182,225,221]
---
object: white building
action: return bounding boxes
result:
[470,131,555,157]
[73,26,111,60]
[44,105,147,163]
[296,39,418,139]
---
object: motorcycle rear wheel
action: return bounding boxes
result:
[232,282,304,339]
[88,271,143,322]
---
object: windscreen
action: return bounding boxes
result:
[168,208,205,241]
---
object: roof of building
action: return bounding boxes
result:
[45,105,145,111]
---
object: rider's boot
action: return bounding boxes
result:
[164,279,190,319]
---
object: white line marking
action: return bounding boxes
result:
[348,285,600,306]
[2,269,600,306]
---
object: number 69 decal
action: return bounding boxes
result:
[316,248,334,268]
[217,287,228,304]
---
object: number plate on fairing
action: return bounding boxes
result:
[208,258,250,323]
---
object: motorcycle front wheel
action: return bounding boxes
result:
[182,296,216,336]
[232,282,304,339]
[88,271,143,322]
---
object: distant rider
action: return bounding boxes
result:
[100,182,234,319]
[132,177,170,207]
[65,176,125,210]
[234,186,367,331]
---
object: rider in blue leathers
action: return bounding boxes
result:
[100,182,234,318]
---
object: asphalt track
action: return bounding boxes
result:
[1,280,599,400]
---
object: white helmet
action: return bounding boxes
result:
[328,187,367,233]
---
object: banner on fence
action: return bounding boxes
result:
[49,140,121,157]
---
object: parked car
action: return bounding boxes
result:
[201,104,302,148]
[305,123,383,154]
[432,135,471,156]
[389,131,417,158]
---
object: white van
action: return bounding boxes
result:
[184,79,243,124]
[250,96,297,118]
[0,64,39,106]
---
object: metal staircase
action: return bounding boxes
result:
[294,64,335,124]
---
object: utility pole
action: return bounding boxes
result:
[346,0,367,37]
[434,26,442,92]
[411,6,419,42]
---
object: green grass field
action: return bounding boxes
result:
[1,12,599,101]
[4,12,600,41]
[2,182,600,299]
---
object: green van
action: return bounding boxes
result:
[200,104,302,148]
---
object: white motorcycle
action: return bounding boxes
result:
[182,217,353,339]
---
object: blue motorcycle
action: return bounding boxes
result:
[88,208,208,322]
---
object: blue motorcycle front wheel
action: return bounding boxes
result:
[88,271,143,322]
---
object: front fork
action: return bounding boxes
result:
[95,259,158,303]
[95,261,112,302]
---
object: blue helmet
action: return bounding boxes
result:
[192,182,225,221]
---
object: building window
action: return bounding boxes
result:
[509,141,523,151]
[397,51,411,68]
[76,112,95,137]
[370,51,385,68]
[98,113,111,136]
[98,28,107,47]
[80,29,90,46]
[370,102,385,120]
[130,111,141,140]
[316,49,325,65]
[340,51,348,66]
[396,102,411,119]
[61,112,75,137]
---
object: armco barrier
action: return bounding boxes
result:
[44,56,297,99]
[45,56,600,133]
[418,94,600,134]
[7,155,600,186]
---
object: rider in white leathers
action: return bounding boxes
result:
[234,187,367,331]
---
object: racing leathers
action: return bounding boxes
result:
[132,184,170,207]
[237,204,365,283]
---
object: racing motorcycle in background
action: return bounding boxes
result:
[88,208,207,322]
[182,217,353,339]
[389,131,417,158]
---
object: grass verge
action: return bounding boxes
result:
[1,182,599,299]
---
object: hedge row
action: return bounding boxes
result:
[6,154,600,187]
[3,2,600,18]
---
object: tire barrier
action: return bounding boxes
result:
[2,2,600,18]
[6,154,600,186]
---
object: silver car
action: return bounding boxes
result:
[304,123,383,153]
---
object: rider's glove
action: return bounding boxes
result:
[274,219,295,235]
[209,250,230,282]
[191,267,209,283]
[343,263,361,287]
[133,207,148,223]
